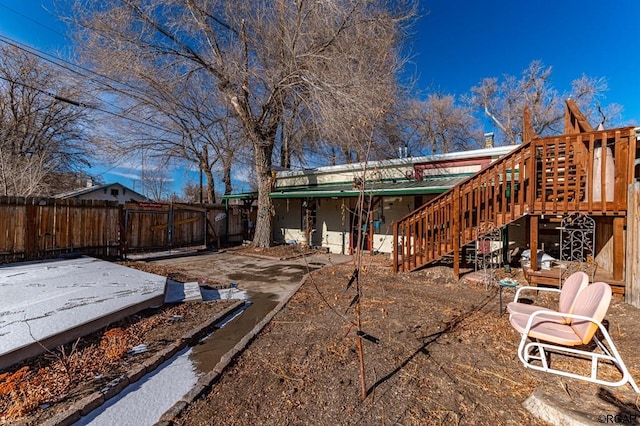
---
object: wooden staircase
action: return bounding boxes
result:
[393,102,639,280]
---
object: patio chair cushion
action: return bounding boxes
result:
[570,282,611,344]
[507,271,589,324]
[509,282,612,347]
[509,315,584,346]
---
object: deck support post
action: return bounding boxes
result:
[452,186,461,280]
[613,216,625,281]
[627,183,640,307]
[529,215,539,271]
[392,221,399,273]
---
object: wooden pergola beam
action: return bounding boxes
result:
[522,106,536,143]
[564,99,595,134]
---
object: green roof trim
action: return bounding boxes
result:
[221,192,257,200]
[221,176,471,200]
[274,173,471,191]
[269,176,469,199]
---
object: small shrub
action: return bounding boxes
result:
[0,366,49,420]
[100,327,131,360]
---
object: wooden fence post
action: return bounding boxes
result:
[119,204,127,259]
[25,200,38,259]
[626,183,640,307]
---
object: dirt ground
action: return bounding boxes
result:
[3,246,640,425]
[174,251,640,426]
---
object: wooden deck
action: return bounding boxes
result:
[524,266,625,297]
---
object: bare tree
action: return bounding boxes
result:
[140,162,173,201]
[85,60,245,205]
[66,0,415,247]
[179,182,201,204]
[0,45,91,196]
[407,94,482,155]
[467,60,622,145]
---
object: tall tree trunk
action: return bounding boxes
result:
[222,160,233,195]
[199,146,215,204]
[280,134,290,169]
[204,167,215,204]
[252,141,275,248]
[343,148,352,164]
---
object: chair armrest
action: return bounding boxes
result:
[513,286,561,302]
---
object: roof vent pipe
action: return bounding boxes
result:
[484,132,494,148]
[398,145,409,159]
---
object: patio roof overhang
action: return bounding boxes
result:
[269,176,471,199]
[221,175,472,201]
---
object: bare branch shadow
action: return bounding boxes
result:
[597,388,640,425]
[366,293,495,397]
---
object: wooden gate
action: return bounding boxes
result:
[123,202,207,255]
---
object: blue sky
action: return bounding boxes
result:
[412,0,640,124]
[1,0,639,195]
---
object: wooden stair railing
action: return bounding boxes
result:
[393,142,534,273]
[392,126,637,273]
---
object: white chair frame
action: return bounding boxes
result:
[516,309,640,393]
[512,285,562,303]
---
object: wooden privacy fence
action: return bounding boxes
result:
[0,197,227,263]
[0,197,121,263]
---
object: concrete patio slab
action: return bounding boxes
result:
[0,256,166,370]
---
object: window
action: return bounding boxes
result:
[111,189,119,197]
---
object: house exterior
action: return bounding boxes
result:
[55,182,148,205]
[225,145,518,254]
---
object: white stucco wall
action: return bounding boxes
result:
[273,198,305,244]
[369,196,415,253]
[273,195,419,254]
[316,198,350,254]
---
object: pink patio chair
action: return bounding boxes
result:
[510,282,639,393]
[507,271,589,323]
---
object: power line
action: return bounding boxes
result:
[0,10,217,122]
[0,7,197,184]
[0,14,219,141]
[0,73,182,137]
[0,33,152,109]
[0,4,194,125]
[0,5,198,193]
[0,2,68,40]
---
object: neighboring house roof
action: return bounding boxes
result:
[54,183,147,201]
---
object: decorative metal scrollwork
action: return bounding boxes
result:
[475,222,502,290]
[559,212,596,283]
